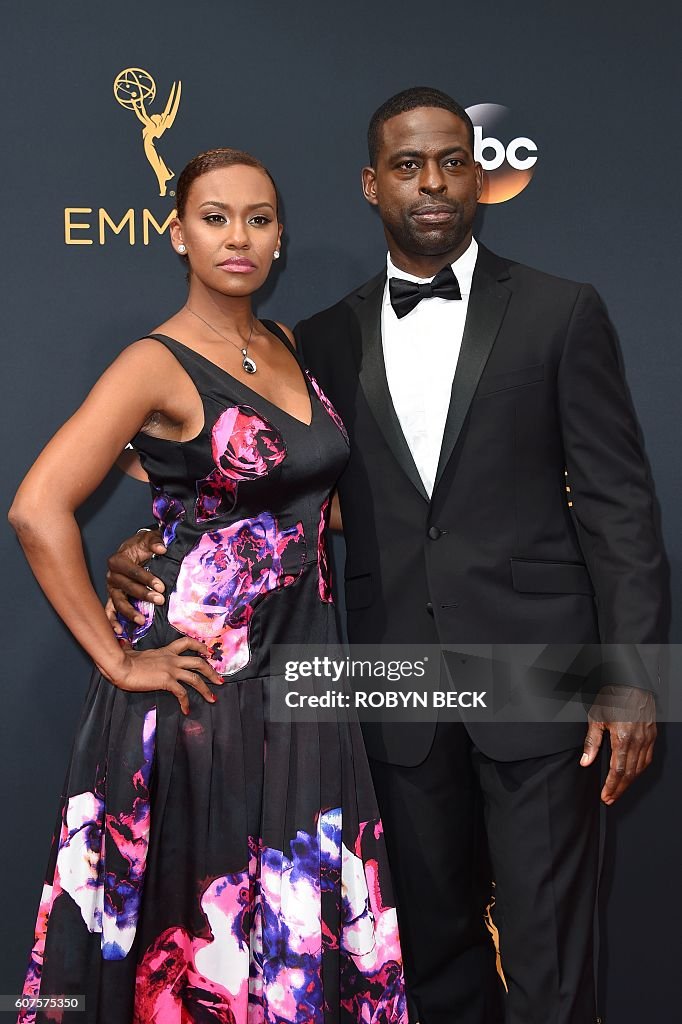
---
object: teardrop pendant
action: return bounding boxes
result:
[241,350,257,374]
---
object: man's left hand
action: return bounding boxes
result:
[580,685,657,805]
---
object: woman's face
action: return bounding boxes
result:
[171,164,282,296]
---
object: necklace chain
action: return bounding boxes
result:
[185,304,258,374]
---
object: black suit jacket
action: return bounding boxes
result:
[295,244,668,764]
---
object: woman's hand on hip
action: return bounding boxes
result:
[99,637,224,715]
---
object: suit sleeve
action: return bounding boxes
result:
[293,319,306,361]
[557,285,668,688]
[294,317,317,375]
[294,314,331,384]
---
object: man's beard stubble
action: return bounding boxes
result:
[388,204,470,260]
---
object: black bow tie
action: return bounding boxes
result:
[389,264,462,319]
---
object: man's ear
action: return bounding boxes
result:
[361,166,379,207]
[474,162,484,201]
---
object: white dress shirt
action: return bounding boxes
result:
[381,238,478,496]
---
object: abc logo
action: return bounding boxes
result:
[465,103,538,204]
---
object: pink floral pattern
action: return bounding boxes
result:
[306,371,349,444]
[18,709,157,1023]
[196,406,287,522]
[133,810,406,1024]
[318,498,333,604]
[168,514,306,675]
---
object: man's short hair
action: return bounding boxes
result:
[367,86,474,165]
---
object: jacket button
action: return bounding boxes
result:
[427,526,442,540]
[426,601,434,616]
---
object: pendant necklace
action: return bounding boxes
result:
[185,305,257,374]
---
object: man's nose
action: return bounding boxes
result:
[419,162,447,194]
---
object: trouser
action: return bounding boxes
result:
[369,720,602,1024]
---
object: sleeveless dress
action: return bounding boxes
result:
[18,323,408,1024]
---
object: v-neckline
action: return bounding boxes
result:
[152,325,315,429]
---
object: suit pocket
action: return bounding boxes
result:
[510,557,594,595]
[344,572,373,610]
[476,363,545,397]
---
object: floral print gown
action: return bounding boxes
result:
[18,324,408,1024]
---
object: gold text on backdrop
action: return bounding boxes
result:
[63,68,182,246]
[64,208,176,246]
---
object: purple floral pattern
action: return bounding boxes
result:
[168,514,306,675]
[116,568,156,644]
[152,487,186,546]
[103,708,157,959]
[306,371,349,444]
[133,809,407,1024]
[196,406,287,523]
[19,710,157,1023]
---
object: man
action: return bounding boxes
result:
[107,88,667,1024]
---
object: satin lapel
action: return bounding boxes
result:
[433,247,512,490]
[354,273,430,502]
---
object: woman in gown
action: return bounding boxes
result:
[10,148,407,1024]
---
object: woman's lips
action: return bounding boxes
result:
[218,258,257,273]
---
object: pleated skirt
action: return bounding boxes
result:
[18,669,407,1024]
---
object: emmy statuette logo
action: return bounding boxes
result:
[113,68,182,198]
[64,67,182,246]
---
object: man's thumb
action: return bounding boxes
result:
[581,721,604,766]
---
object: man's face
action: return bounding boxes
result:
[362,106,483,267]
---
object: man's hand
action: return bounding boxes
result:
[105,528,166,633]
[580,685,657,805]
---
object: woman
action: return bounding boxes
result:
[10,148,407,1024]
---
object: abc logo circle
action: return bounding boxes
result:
[465,103,538,204]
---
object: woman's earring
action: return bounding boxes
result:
[273,250,280,260]
[177,244,187,254]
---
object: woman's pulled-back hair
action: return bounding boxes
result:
[175,148,279,219]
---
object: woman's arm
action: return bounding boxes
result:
[8,339,222,708]
[329,491,343,532]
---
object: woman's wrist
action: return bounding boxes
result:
[95,645,131,685]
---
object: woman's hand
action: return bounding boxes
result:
[99,637,224,715]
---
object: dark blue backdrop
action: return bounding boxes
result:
[2,2,679,1018]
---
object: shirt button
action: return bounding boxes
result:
[426,602,434,616]
[427,526,442,540]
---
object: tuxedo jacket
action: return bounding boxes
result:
[295,244,668,765]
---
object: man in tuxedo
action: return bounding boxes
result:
[107,88,666,1024]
